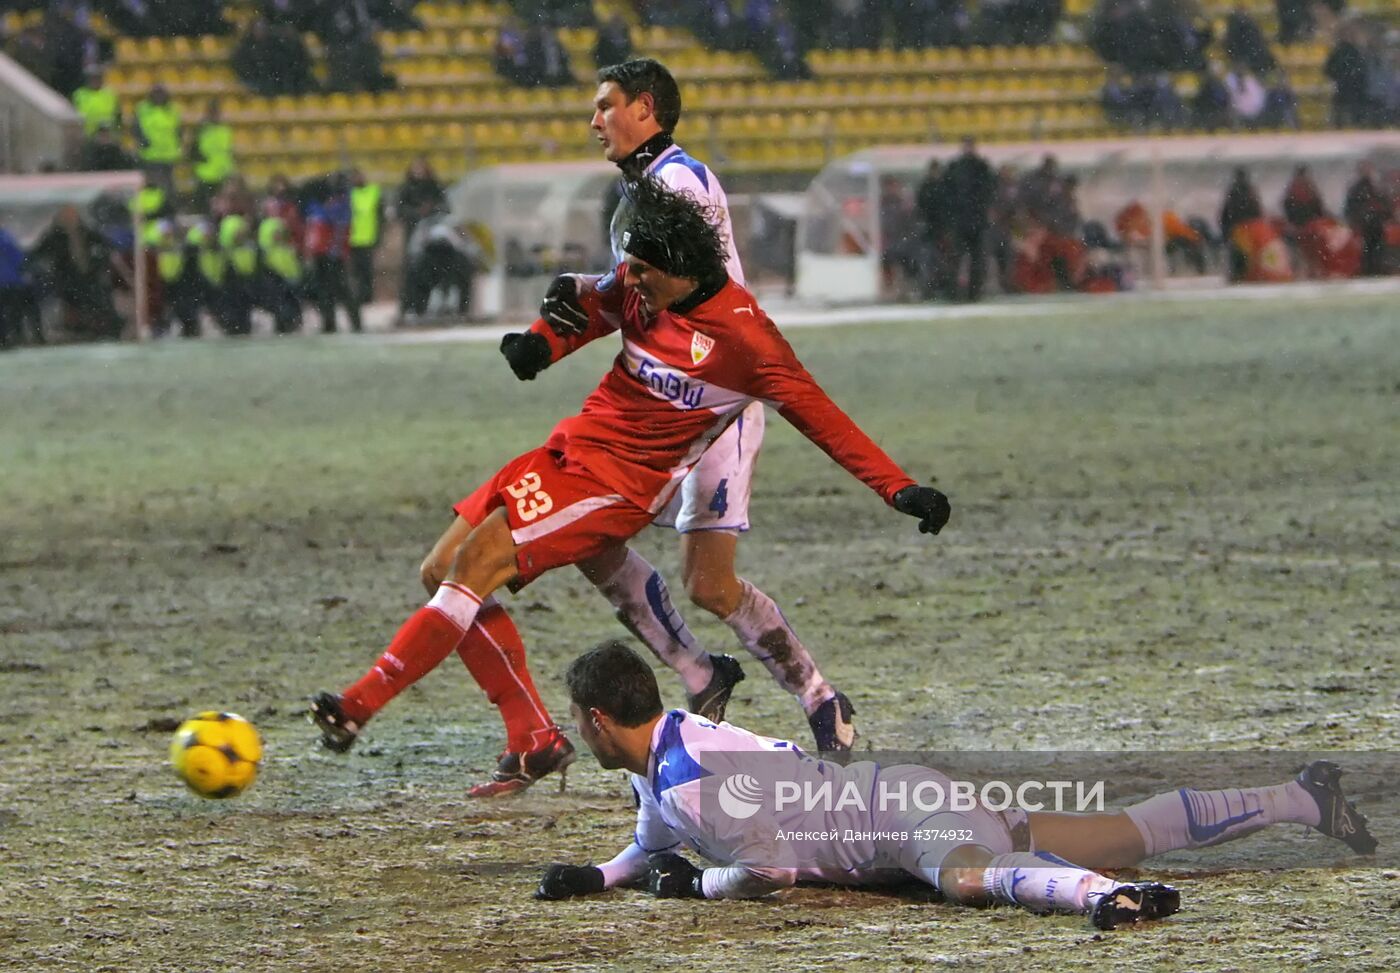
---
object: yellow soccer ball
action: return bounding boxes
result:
[169,711,262,799]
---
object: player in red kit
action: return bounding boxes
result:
[310,178,951,796]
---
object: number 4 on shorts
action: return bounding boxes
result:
[709,478,729,517]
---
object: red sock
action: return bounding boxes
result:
[455,600,554,753]
[341,583,483,723]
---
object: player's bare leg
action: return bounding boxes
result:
[310,509,574,796]
[681,530,854,752]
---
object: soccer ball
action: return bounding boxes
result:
[169,711,262,799]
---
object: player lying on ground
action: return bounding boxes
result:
[309,177,951,796]
[537,641,1377,929]
[516,57,860,753]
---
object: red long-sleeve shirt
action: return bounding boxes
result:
[530,268,916,514]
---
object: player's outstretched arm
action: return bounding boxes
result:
[500,272,625,382]
[536,837,660,900]
[647,853,797,900]
[743,323,950,533]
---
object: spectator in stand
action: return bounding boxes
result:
[190,98,237,215]
[915,158,950,298]
[941,136,997,302]
[37,5,90,98]
[592,14,632,70]
[1261,70,1300,128]
[1275,0,1313,43]
[1102,66,1138,127]
[1325,25,1373,127]
[1223,5,1275,75]
[1281,164,1326,229]
[396,155,447,244]
[494,17,532,86]
[830,0,879,49]
[1225,65,1267,128]
[233,18,316,97]
[1090,0,1146,71]
[264,173,305,250]
[347,167,384,315]
[72,64,119,138]
[1192,63,1233,130]
[1344,162,1389,276]
[757,7,810,80]
[134,84,181,197]
[303,175,360,333]
[690,0,741,51]
[29,204,122,341]
[1219,166,1263,241]
[101,0,231,37]
[8,27,57,94]
[977,0,1062,46]
[987,164,1020,292]
[522,24,573,88]
[1380,47,1400,126]
[0,224,40,350]
[325,9,397,92]
[1137,72,1187,129]
[78,123,136,171]
[1017,153,1060,227]
[878,175,921,297]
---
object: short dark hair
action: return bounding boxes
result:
[565,640,664,728]
[621,175,728,282]
[597,58,682,134]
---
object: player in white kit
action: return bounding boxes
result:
[508,59,856,752]
[535,642,1378,928]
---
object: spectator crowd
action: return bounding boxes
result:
[0,151,485,349]
[1092,0,1400,132]
[874,140,1400,304]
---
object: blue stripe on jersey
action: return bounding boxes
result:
[656,148,710,191]
[653,711,712,801]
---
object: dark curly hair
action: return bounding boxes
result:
[620,175,728,282]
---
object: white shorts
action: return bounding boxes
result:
[655,401,765,533]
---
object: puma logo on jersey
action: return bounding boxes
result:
[734,305,754,316]
[691,331,715,365]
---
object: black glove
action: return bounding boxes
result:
[893,485,951,535]
[499,331,552,381]
[535,863,605,901]
[646,852,706,899]
[539,274,589,336]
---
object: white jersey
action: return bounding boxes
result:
[609,142,744,285]
[600,711,1019,898]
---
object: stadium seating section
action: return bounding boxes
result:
[6,0,1396,186]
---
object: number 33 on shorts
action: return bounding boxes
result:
[506,472,554,522]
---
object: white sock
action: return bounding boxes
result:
[723,580,833,714]
[593,550,712,695]
[983,852,1117,916]
[1124,782,1321,857]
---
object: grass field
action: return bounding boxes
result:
[1,289,1397,972]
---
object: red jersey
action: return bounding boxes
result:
[528,268,916,514]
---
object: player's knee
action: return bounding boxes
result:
[419,556,445,595]
[934,844,995,905]
[684,572,740,618]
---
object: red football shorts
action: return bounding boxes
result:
[453,446,654,587]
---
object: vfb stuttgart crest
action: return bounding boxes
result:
[691,331,715,365]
